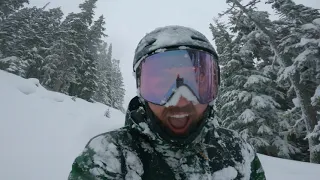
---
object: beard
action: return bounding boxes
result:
[156,103,204,138]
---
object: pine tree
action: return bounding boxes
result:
[41,11,82,93]
[40,8,68,90]
[211,5,300,159]
[61,12,89,96]
[110,58,125,112]
[267,0,320,24]
[65,0,100,101]
[0,0,29,21]
[44,0,97,97]
[78,0,97,26]
[41,0,110,102]
[266,0,320,163]
[105,44,113,103]
[0,7,35,76]
[26,7,63,79]
[226,0,320,163]
[77,1,104,101]
[78,15,106,101]
[261,14,311,162]
[0,6,63,79]
[93,41,111,105]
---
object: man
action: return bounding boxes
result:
[68,25,266,180]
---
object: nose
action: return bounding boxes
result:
[176,96,190,107]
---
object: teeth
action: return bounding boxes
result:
[169,114,189,118]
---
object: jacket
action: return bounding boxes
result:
[68,96,266,180]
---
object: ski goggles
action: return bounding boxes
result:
[136,48,219,106]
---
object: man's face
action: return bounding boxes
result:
[148,97,208,135]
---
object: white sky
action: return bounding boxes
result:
[27,0,320,108]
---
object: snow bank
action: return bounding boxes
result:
[258,154,320,180]
[0,70,125,180]
[0,70,319,180]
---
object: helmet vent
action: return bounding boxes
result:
[144,38,157,48]
[191,35,206,42]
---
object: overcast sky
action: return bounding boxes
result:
[28,0,320,108]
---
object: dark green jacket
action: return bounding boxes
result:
[68,97,266,180]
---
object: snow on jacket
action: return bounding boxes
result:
[68,97,266,180]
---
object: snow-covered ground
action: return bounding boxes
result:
[0,70,319,180]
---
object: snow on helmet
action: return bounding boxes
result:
[133,25,218,73]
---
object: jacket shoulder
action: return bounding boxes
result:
[208,127,266,179]
[86,126,131,147]
[215,126,239,137]
[68,127,133,180]
[214,127,250,146]
[207,126,256,163]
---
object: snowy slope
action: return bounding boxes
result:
[0,70,125,180]
[0,70,319,180]
[259,154,320,180]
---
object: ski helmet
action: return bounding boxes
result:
[133,25,219,73]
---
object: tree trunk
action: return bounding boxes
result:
[53,79,63,92]
[230,0,320,163]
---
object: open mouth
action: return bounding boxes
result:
[167,114,192,134]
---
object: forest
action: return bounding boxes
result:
[0,0,125,112]
[211,0,320,163]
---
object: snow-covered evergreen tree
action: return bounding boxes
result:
[78,14,106,101]
[41,28,78,93]
[65,0,100,101]
[93,42,112,105]
[0,7,36,76]
[211,5,300,158]
[36,8,79,93]
[0,6,63,79]
[225,0,320,163]
[0,0,29,21]
[110,58,125,112]
[61,12,90,96]
[105,44,114,103]
[93,41,125,111]
[266,0,320,163]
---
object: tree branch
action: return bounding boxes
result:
[41,2,50,10]
[245,0,261,8]
[218,3,236,17]
[293,117,305,129]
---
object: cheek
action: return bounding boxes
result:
[195,104,208,115]
[148,103,165,120]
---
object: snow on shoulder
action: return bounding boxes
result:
[313,18,320,26]
[212,166,238,180]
